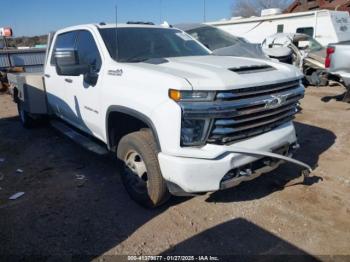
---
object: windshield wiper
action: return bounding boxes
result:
[126,57,150,63]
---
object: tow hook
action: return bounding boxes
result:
[301,168,311,178]
[301,163,319,182]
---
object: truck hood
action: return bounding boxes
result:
[138,55,301,90]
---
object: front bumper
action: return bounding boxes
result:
[158,121,298,194]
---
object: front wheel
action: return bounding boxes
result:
[117,130,170,208]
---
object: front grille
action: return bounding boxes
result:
[207,80,303,145]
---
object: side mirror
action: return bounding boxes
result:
[84,71,98,86]
[54,48,89,76]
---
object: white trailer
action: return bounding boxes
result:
[208,9,350,46]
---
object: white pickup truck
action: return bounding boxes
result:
[8,23,311,207]
[325,42,350,102]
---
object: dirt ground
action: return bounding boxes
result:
[0,85,349,260]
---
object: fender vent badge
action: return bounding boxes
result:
[108,69,123,76]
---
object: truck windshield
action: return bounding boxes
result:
[186,26,246,51]
[306,37,323,52]
[294,35,324,52]
[99,27,210,62]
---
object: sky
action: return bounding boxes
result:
[0,0,234,37]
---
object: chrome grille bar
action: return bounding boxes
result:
[206,79,304,145]
[212,109,297,135]
[208,116,295,144]
[216,80,300,100]
[215,103,297,126]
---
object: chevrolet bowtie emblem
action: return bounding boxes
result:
[264,95,288,109]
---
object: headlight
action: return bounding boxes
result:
[169,89,215,147]
[169,89,216,102]
[181,119,211,146]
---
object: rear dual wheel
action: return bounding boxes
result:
[17,102,34,128]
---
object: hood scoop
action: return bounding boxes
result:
[229,64,275,74]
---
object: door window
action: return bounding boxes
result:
[50,31,77,65]
[277,24,284,33]
[76,30,102,72]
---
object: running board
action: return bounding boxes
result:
[50,120,108,155]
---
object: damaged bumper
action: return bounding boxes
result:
[158,121,312,195]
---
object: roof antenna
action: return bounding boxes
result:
[115,4,119,60]
[203,0,206,22]
[159,0,162,24]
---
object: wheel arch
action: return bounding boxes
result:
[105,105,161,152]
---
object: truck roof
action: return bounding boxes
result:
[54,23,177,36]
[97,23,168,29]
[54,23,176,35]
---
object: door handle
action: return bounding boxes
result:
[64,78,73,83]
[44,74,50,78]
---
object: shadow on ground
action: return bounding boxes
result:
[321,91,350,103]
[0,116,334,259]
[162,218,319,261]
[0,116,173,258]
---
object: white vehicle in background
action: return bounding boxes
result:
[208,9,350,46]
[326,41,350,101]
[264,32,350,97]
[175,23,293,64]
[8,23,312,208]
[263,33,328,85]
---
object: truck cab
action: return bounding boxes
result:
[11,23,308,207]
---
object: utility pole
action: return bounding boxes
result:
[203,0,206,22]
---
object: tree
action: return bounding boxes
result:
[3,35,48,48]
[231,0,292,18]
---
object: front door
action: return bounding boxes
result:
[46,29,104,140]
[45,30,79,121]
[61,29,104,139]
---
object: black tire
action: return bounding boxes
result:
[117,129,170,208]
[17,102,34,128]
[343,89,350,103]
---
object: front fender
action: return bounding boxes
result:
[105,105,162,151]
